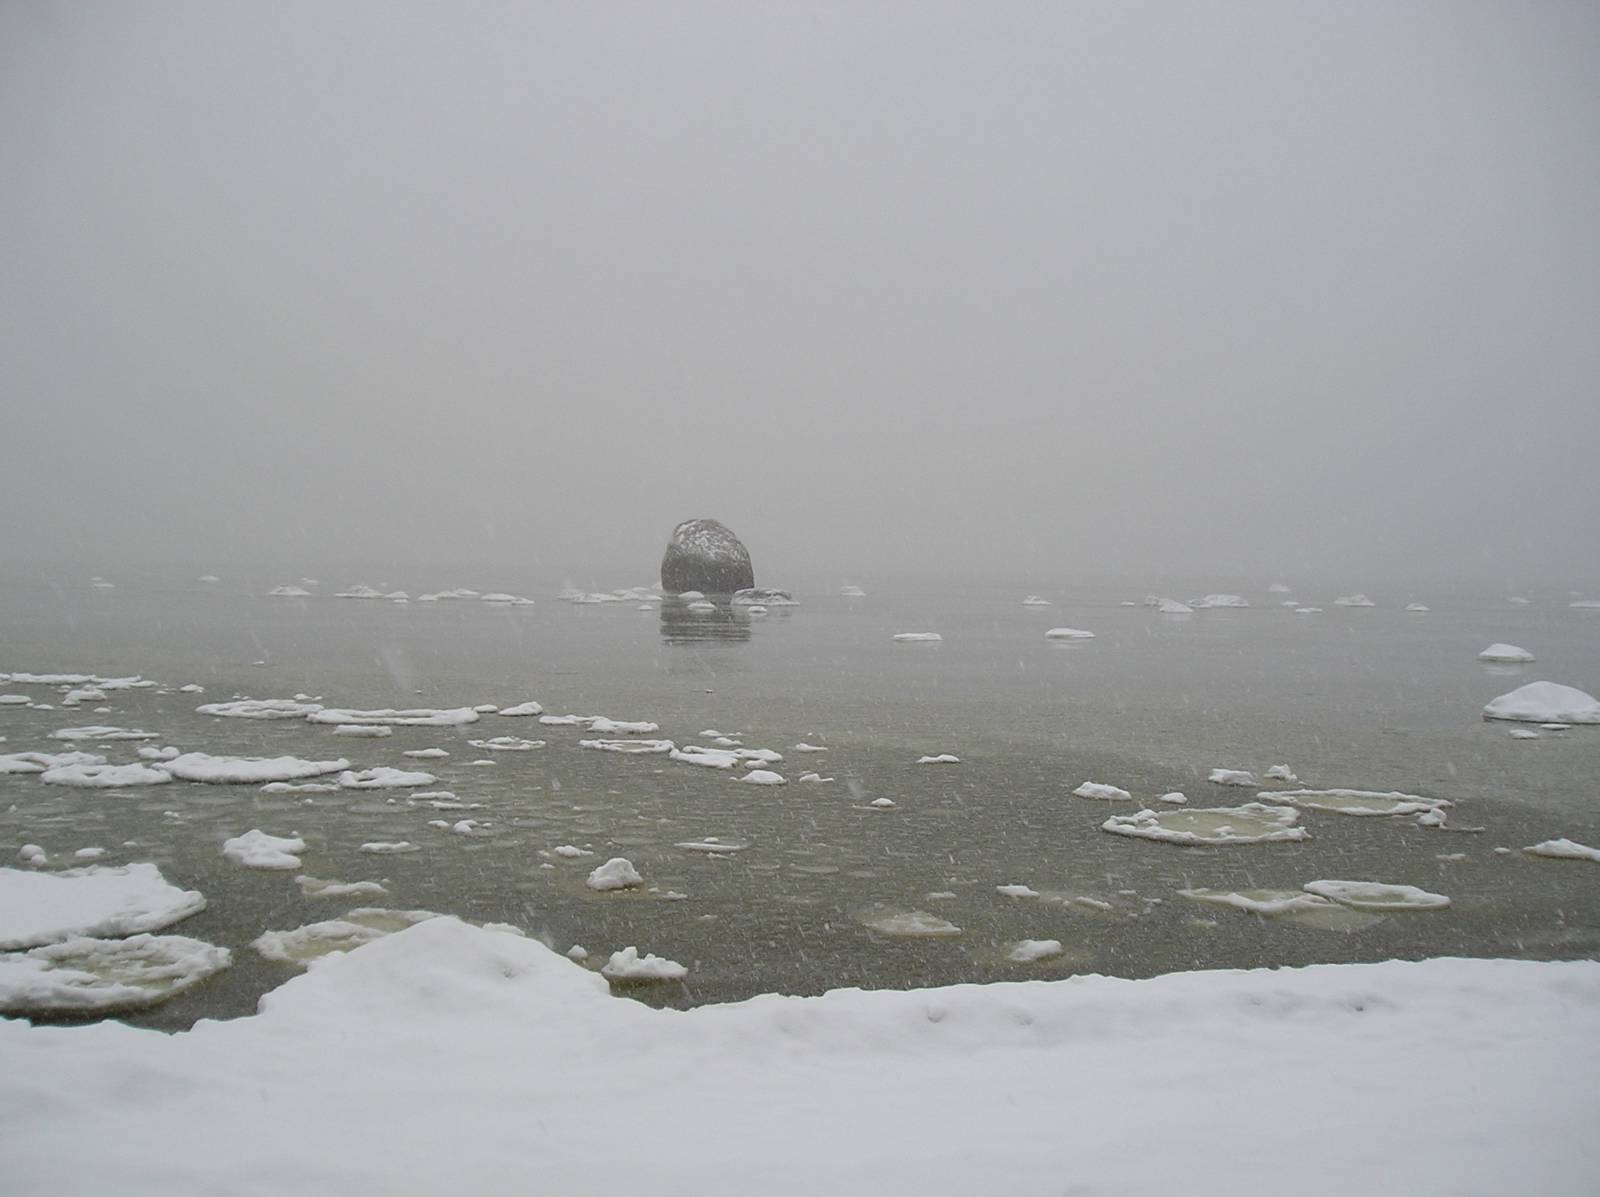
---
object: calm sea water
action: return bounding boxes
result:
[4,568,1598,1029]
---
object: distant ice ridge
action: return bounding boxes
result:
[1482,682,1600,724]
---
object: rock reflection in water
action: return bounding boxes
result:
[659,596,752,644]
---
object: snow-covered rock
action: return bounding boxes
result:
[660,518,754,594]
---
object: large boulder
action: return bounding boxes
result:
[660,519,754,595]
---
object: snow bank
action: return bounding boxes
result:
[0,863,206,949]
[0,934,230,1014]
[1482,682,1600,724]
[0,921,1596,1195]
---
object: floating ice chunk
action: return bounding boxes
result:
[1522,839,1600,863]
[1294,607,1323,614]
[1542,723,1573,730]
[737,770,787,785]
[997,884,1040,898]
[296,876,389,898]
[1198,594,1249,608]
[1044,627,1095,640]
[0,863,206,949]
[917,754,962,765]
[40,762,173,788]
[259,781,339,794]
[334,585,385,599]
[858,908,961,937]
[498,701,544,717]
[587,717,660,735]
[869,797,896,809]
[566,944,589,960]
[222,830,306,870]
[253,909,440,966]
[840,585,866,597]
[1482,681,1600,724]
[1478,643,1535,664]
[50,725,160,741]
[74,847,106,859]
[339,768,437,789]
[268,585,312,597]
[552,845,592,859]
[1268,582,1292,593]
[309,707,480,727]
[0,751,106,774]
[137,746,180,761]
[358,841,419,855]
[1406,603,1431,613]
[1022,596,1051,606]
[196,698,324,719]
[675,840,748,854]
[601,947,686,982]
[1265,765,1299,783]
[580,738,675,755]
[1333,594,1376,607]
[402,748,450,759]
[1266,789,1451,817]
[0,693,31,705]
[467,736,545,751]
[1208,769,1258,787]
[0,934,231,1015]
[893,632,942,642]
[1157,791,1188,804]
[677,590,706,600]
[1570,599,1600,609]
[1008,939,1063,963]
[798,772,833,783]
[670,747,740,769]
[1157,599,1194,614]
[449,820,480,835]
[685,600,716,613]
[167,753,350,784]
[1101,804,1307,846]
[1508,728,1542,740]
[586,858,643,891]
[1073,781,1133,801]
[1302,880,1450,910]
[1180,887,1334,916]
[18,845,47,867]
[793,743,828,753]
[62,687,106,706]
[334,724,393,737]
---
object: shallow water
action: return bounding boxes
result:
[3,570,1598,1028]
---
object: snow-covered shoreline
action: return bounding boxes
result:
[1,918,1595,1196]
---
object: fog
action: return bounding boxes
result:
[3,2,1597,589]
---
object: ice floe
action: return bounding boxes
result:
[580,738,675,755]
[339,767,437,789]
[221,830,307,870]
[997,884,1040,898]
[0,863,206,949]
[308,707,480,727]
[333,724,392,737]
[50,725,160,741]
[1044,627,1095,640]
[296,876,389,898]
[733,588,798,606]
[1522,839,1600,863]
[1265,765,1298,783]
[858,907,961,937]
[402,748,450,759]
[1302,880,1450,910]
[40,762,174,787]
[267,585,312,597]
[674,840,748,854]
[737,770,787,785]
[498,701,544,717]
[1208,769,1258,787]
[552,845,592,859]
[1265,789,1450,817]
[358,841,419,855]
[1482,681,1600,724]
[1479,644,1535,663]
[1294,606,1323,615]
[794,742,828,752]
[1156,599,1194,615]
[1007,939,1063,963]
[893,632,942,642]
[0,934,231,1014]
[467,736,544,751]
[685,600,717,613]
[670,747,741,769]
[1406,603,1430,613]
[601,947,686,982]
[138,746,180,761]
[1157,791,1188,804]
[1196,594,1249,608]
[253,909,440,966]
[917,754,962,765]
[196,698,324,720]
[1072,782,1133,801]
[0,750,106,774]
[1177,888,1381,932]
[1022,595,1051,606]
[586,858,643,891]
[167,753,350,784]
[1333,594,1376,607]
[1101,803,1307,846]
[840,585,866,597]
[1570,599,1600,609]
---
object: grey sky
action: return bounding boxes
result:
[3,1,1596,586]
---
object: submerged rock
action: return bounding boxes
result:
[660,519,755,595]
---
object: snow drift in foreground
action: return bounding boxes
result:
[0,920,1595,1196]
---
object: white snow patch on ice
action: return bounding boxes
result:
[0,863,206,949]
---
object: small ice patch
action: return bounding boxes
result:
[737,769,786,785]
[0,863,206,949]
[1008,939,1063,963]
[858,908,961,938]
[1197,594,1249,608]
[1266,789,1450,817]
[1522,839,1600,863]
[917,754,961,765]
[1333,594,1376,607]
[40,762,173,788]
[358,841,419,855]
[296,876,389,898]
[997,884,1040,898]
[580,738,675,755]
[1482,681,1600,724]
[675,840,748,854]
[253,909,440,967]
[1101,803,1306,846]
[0,751,106,775]
[1157,791,1188,804]
[50,725,160,741]
[1073,782,1133,801]
[601,947,686,982]
[167,753,350,784]
[586,858,643,891]
[467,736,544,751]
[333,724,392,737]
[1157,599,1194,614]
[1265,765,1299,783]
[1479,644,1535,663]
[794,742,828,753]
[498,701,544,717]
[402,748,450,759]
[221,830,306,870]
[1302,880,1450,910]
[309,707,481,727]
[1044,627,1095,640]
[893,632,942,642]
[196,698,324,719]
[552,845,592,858]
[1022,596,1051,606]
